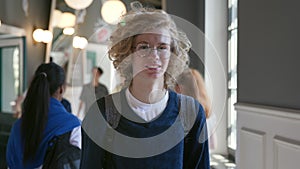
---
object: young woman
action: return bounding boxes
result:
[80,2,210,169]
[6,62,81,169]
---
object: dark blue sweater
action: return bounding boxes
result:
[81,90,210,169]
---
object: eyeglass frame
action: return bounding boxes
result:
[132,43,171,59]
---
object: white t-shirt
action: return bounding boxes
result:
[125,88,169,122]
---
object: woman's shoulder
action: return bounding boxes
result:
[9,118,21,135]
[168,89,199,105]
[48,103,81,127]
[170,90,205,119]
[96,90,125,103]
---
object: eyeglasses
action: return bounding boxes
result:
[133,43,171,59]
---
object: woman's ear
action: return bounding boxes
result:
[52,85,65,101]
[59,85,65,94]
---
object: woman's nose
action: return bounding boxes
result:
[148,49,160,60]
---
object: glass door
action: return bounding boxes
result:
[0,38,25,113]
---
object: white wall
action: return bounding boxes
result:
[205,0,228,154]
[235,103,300,169]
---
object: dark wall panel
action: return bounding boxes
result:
[238,0,300,109]
[165,0,205,75]
[0,0,51,86]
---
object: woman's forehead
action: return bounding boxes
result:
[134,29,171,44]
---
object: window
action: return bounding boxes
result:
[227,0,238,154]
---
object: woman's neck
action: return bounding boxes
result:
[129,77,166,104]
[52,91,62,101]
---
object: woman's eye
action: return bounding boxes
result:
[158,45,169,51]
[137,44,150,50]
[158,46,166,50]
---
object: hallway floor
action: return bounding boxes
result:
[210,154,236,169]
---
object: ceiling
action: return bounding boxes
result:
[56,0,162,12]
[135,0,162,8]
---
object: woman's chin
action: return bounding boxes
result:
[145,70,165,78]
[133,69,165,80]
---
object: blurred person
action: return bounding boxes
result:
[175,68,211,117]
[12,93,25,118]
[175,68,217,150]
[6,62,81,169]
[77,67,108,117]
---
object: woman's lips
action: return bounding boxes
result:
[145,65,161,71]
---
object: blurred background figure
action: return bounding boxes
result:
[12,93,25,118]
[77,67,108,118]
[175,68,217,151]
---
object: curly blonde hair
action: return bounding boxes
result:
[108,2,191,88]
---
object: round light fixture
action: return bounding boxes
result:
[63,27,75,35]
[33,29,44,42]
[42,30,53,43]
[33,29,53,43]
[52,9,62,27]
[64,0,94,10]
[101,0,126,25]
[58,12,76,28]
[73,36,88,49]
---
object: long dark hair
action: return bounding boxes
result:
[21,62,65,163]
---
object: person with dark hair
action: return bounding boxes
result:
[77,67,108,118]
[6,62,81,169]
[12,60,73,117]
[96,67,103,74]
[13,86,72,117]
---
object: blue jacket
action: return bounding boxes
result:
[6,97,81,169]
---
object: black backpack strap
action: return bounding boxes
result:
[178,94,198,136]
[103,95,121,168]
[46,131,71,149]
[43,130,80,169]
[105,95,121,129]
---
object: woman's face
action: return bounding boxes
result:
[131,29,171,80]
